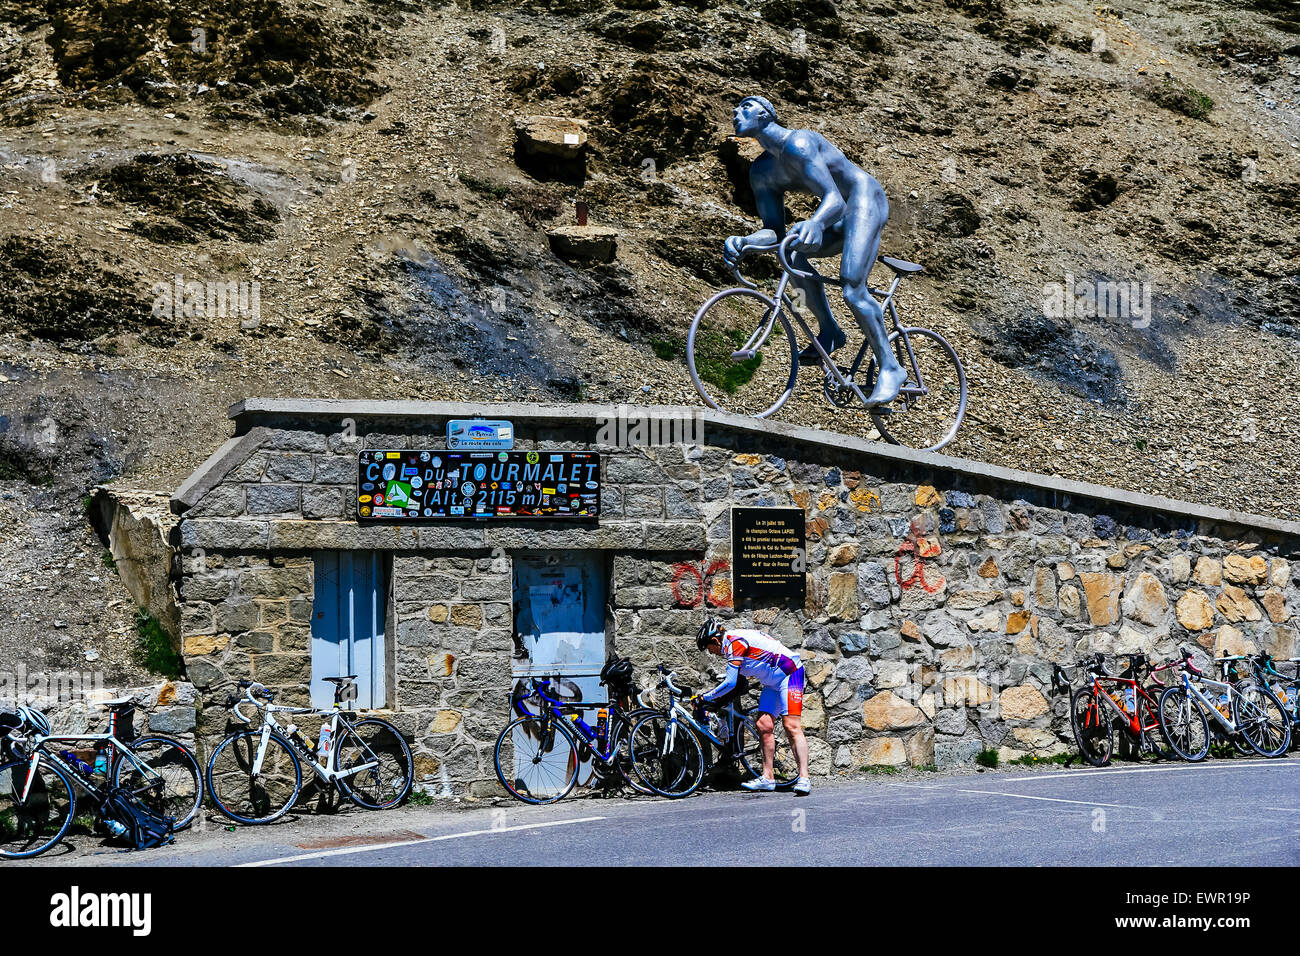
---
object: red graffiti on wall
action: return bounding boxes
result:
[671,560,733,609]
[894,517,945,593]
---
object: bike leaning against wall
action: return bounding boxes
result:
[1156,647,1291,761]
[206,678,414,825]
[0,700,201,859]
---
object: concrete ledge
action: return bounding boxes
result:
[222,399,1300,541]
[172,426,270,514]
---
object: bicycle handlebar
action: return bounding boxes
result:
[778,232,820,281]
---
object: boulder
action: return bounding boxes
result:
[1000,684,1049,720]
[1216,585,1262,624]
[1079,572,1122,625]
[860,736,909,767]
[1121,571,1167,626]
[513,114,589,160]
[862,690,926,730]
[1176,590,1215,630]
[1261,590,1289,624]
[1223,554,1267,586]
[1193,557,1222,587]
[546,225,618,263]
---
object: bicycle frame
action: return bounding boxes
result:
[237,697,378,785]
[1176,670,1245,734]
[22,709,162,803]
[1084,674,1159,739]
[515,680,627,766]
[1255,657,1300,722]
[731,237,926,401]
[666,695,747,751]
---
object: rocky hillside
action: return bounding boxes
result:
[0,0,1296,682]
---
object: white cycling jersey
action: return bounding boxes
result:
[701,628,801,701]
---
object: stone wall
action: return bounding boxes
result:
[1,679,200,746]
[171,406,1300,794]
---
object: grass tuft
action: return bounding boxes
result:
[134,607,183,678]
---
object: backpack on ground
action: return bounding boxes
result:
[98,786,175,850]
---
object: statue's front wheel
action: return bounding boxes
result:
[687,287,798,419]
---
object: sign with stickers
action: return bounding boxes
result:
[447,419,514,450]
[356,450,600,521]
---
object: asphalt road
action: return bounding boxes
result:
[26,758,1300,867]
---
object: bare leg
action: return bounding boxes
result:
[756,712,776,779]
[791,272,845,363]
[790,225,847,363]
[840,188,906,405]
[783,714,810,778]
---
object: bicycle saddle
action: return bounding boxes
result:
[323,675,357,684]
[96,697,135,709]
[879,255,924,275]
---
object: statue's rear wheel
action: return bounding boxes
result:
[866,328,967,452]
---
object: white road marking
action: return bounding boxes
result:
[956,759,1300,783]
[237,815,606,867]
[1264,807,1300,813]
[950,788,1142,809]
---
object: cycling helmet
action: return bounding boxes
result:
[695,617,724,651]
[600,656,634,685]
[17,705,50,737]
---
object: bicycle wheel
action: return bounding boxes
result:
[206,730,302,824]
[1069,688,1115,767]
[1157,686,1210,762]
[1234,682,1291,758]
[112,736,203,830]
[334,718,415,809]
[1135,691,1172,759]
[0,758,76,859]
[494,715,579,805]
[738,712,799,785]
[866,327,967,452]
[610,707,657,795]
[627,712,705,798]
[687,287,799,418]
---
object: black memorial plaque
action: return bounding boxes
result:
[731,507,807,602]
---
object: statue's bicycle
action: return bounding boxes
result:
[688,233,967,452]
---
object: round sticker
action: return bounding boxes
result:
[432,456,442,469]
[411,476,423,489]
[420,451,430,461]
[460,482,475,498]
[498,452,509,461]
[360,505,371,517]
[526,451,539,464]
[374,493,384,505]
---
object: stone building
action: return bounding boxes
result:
[148,398,1300,796]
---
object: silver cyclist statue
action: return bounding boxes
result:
[691,94,967,451]
[723,95,905,407]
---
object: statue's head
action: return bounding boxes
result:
[733,95,779,137]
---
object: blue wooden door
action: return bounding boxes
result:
[311,551,388,709]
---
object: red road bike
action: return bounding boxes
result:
[1053,653,1177,766]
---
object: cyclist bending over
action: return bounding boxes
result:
[697,617,811,794]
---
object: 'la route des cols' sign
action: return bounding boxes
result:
[356,450,600,521]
